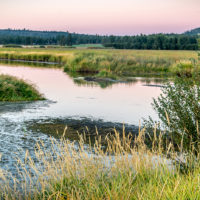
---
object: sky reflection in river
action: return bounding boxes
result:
[0,64,161,124]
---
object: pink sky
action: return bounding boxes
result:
[0,0,200,35]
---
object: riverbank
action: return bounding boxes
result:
[27,117,138,145]
[0,48,199,79]
[1,127,199,199]
[0,75,44,101]
[0,49,199,199]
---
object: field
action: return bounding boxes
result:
[72,43,104,48]
[0,47,199,78]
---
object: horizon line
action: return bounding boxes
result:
[1,27,199,37]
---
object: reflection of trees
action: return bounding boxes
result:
[73,78,113,89]
[73,75,169,89]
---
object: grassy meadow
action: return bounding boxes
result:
[0,47,199,78]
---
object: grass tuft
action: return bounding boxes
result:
[0,75,44,101]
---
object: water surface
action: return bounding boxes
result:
[0,65,161,124]
[0,64,162,175]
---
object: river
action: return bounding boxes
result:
[0,63,162,176]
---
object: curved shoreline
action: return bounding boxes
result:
[0,58,60,65]
[0,74,45,102]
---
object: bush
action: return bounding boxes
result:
[145,77,200,152]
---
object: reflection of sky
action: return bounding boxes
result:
[0,0,199,35]
[0,65,161,124]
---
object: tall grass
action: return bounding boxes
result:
[0,127,200,199]
[0,48,198,77]
[0,75,44,101]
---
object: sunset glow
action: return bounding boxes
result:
[1,0,200,35]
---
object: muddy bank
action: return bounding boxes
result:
[27,117,139,144]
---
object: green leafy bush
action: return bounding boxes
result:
[146,77,200,152]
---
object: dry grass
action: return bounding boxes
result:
[0,127,200,200]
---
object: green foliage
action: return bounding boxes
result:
[66,33,72,46]
[170,60,195,77]
[0,29,198,50]
[103,34,198,50]
[198,39,200,50]
[185,27,200,36]
[147,78,200,151]
[3,44,23,48]
[39,45,46,48]
[0,48,199,78]
[63,51,187,76]
[0,75,44,101]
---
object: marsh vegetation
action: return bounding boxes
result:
[0,126,200,199]
[0,75,44,101]
[0,47,200,199]
[0,48,199,79]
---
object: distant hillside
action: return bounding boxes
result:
[0,29,70,38]
[0,29,103,46]
[184,28,200,36]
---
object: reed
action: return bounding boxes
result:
[0,127,199,199]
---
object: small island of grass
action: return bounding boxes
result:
[0,75,44,101]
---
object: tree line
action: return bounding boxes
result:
[0,29,198,50]
[103,34,198,50]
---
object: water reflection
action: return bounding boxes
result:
[0,59,60,68]
[0,64,164,124]
[0,62,165,180]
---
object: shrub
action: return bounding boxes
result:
[145,77,200,152]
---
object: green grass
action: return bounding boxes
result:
[0,47,199,78]
[0,75,44,101]
[72,43,104,48]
